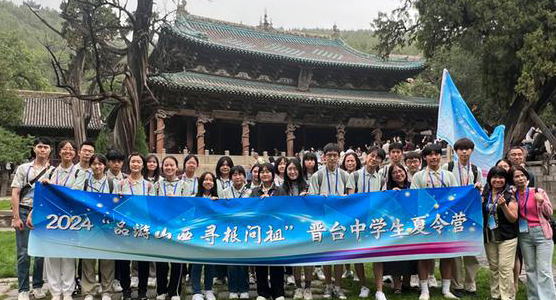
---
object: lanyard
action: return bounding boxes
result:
[56,165,75,186]
[518,188,530,215]
[220,179,231,190]
[488,192,503,214]
[362,169,373,193]
[232,185,246,198]
[163,180,179,196]
[458,162,471,186]
[427,169,445,188]
[128,180,146,195]
[191,178,197,194]
[326,168,339,195]
[25,165,33,184]
[89,177,107,193]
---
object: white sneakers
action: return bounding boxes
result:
[148,277,157,288]
[113,280,123,293]
[418,292,430,300]
[359,286,370,298]
[286,275,295,286]
[51,296,61,300]
[101,294,111,300]
[18,292,30,300]
[192,294,204,300]
[63,295,73,300]
[442,292,460,299]
[294,288,304,300]
[229,293,239,299]
[374,291,387,300]
[170,296,181,300]
[156,294,168,300]
[313,268,326,281]
[204,290,216,300]
[130,277,139,288]
[341,270,354,279]
[274,297,285,300]
[32,289,46,299]
[428,275,438,288]
[255,296,267,300]
[303,288,313,300]
[84,295,94,300]
[239,292,249,299]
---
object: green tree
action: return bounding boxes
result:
[373,0,556,149]
[133,121,148,156]
[0,127,33,164]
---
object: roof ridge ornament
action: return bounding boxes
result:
[332,24,340,39]
[177,0,188,16]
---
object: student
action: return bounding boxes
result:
[223,166,251,300]
[274,156,287,187]
[308,143,349,300]
[482,167,518,300]
[251,163,287,300]
[341,152,362,174]
[41,140,79,300]
[106,149,128,182]
[119,153,156,300]
[302,152,318,182]
[182,154,199,197]
[283,159,313,300]
[248,164,260,189]
[73,141,95,188]
[347,147,385,300]
[404,151,422,182]
[141,154,160,287]
[76,154,118,300]
[145,154,161,183]
[191,172,218,300]
[410,143,459,300]
[506,146,535,186]
[155,156,187,300]
[441,138,482,296]
[511,166,555,300]
[216,156,234,198]
[378,142,404,187]
[11,137,53,300]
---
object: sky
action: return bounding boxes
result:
[15,0,404,30]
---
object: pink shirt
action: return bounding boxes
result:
[518,188,540,227]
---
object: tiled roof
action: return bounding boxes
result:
[164,14,425,71]
[148,71,438,110]
[15,90,104,130]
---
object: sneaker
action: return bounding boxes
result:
[410,275,419,288]
[101,295,111,300]
[41,284,50,295]
[249,274,256,284]
[84,295,94,300]
[286,275,296,286]
[113,280,123,293]
[213,278,225,285]
[185,274,190,282]
[229,293,239,299]
[418,292,430,300]
[303,289,313,300]
[274,297,284,300]
[341,270,353,279]
[442,292,459,299]
[359,286,370,298]
[451,290,464,298]
[353,273,360,282]
[323,285,333,299]
[148,277,157,288]
[255,297,267,300]
[374,292,386,300]
[171,297,181,300]
[314,268,326,281]
[427,276,438,288]
[130,277,139,288]
[32,289,47,299]
[156,294,168,300]
[63,295,73,300]
[239,293,250,299]
[52,296,61,300]
[333,286,346,300]
[192,294,204,300]
[204,290,216,300]
[18,292,30,300]
[293,288,303,300]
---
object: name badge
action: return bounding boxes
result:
[518,219,529,233]
[488,215,498,230]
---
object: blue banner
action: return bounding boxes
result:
[29,183,483,265]
[437,69,505,177]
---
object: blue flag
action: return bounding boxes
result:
[437,69,505,177]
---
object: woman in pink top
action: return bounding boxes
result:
[510,166,555,300]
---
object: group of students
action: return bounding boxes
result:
[9,137,555,300]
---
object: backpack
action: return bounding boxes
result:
[448,161,479,184]
[83,177,115,193]
[317,169,349,194]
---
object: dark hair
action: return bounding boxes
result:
[274,156,288,175]
[216,156,234,179]
[368,146,386,161]
[303,152,318,176]
[323,143,340,154]
[128,152,147,176]
[144,154,160,181]
[341,152,362,172]
[387,163,410,190]
[268,156,275,164]
[257,162,275,183]
[509,165,530,185]
[486,166,509,189]
[183,154,199,169]
[283,158,308,195]
[161,155,179,174]
[230,165,246,177]
[196,172,218,197]
[89,153,108,167]
[389,142,403,152]
[80,140,95,150]
[106,149,125,161]
[57,140,77,153]
[421,143,443,157]
[453,138,475,151]
[33,136,52,146]
[404,151,421,162]
[495,158,512,171]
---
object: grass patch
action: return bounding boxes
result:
[0,231,16,278]
[0,200,11,210]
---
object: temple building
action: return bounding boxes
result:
[146,7,438,156]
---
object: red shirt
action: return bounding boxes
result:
[518,188,540,227]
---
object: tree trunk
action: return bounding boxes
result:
[68,48,88,146]
[503,97,534,152]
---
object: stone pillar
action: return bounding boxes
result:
[336,124,346,151]
[285,121,300,157]
[196,114,212,155]
[149,119,155,153]
[186,119,194,153]
[155,117,165,154]
[242,119,254,156]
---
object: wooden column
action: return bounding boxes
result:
[196,114,212,155]
[285,121,299,157]
[242,119,254,156]
[156,117,165,154]
[186,119,194,153]
[149,119,155,152]
[336,124,346,151]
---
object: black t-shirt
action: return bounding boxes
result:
[482,189,518,242]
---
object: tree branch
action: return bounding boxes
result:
[26,3,64,37]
